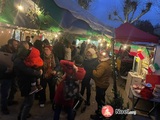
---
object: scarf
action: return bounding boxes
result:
[43,54,56,79]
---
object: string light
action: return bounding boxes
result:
[17,5,24,11]
[87,39,90,43]
[123,45,127,49]
[55,34,58,38]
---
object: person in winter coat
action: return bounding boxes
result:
[80,48,99,105]
[90,51,112,120]
[13,41,43,120]
[0,38,19,114]
[24,47,44,95]
[54,55,86,120]
[38,45,60,107]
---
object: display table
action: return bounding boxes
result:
[131,86,160,116]
[125,72,144,98]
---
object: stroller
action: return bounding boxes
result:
[52,72,87,119]
[72,93,87,118]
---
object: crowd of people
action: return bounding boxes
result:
[0,36,112,120]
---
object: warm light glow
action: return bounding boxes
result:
[102,52,106,56]
[88,39,90,43]
[100,43,103,46]
[107,43,110,47]
[1,31,4,33]
[17,5,24,11]
[55,34,58,38]
[123,45,127,49]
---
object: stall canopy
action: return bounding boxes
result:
[115,23,159,44]
[0,0,114,38]
[48,0,114,38]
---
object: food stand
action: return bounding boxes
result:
[115,23,160,99]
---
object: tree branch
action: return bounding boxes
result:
[131,9,149,23]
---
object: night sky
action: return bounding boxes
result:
[86,0,160,28]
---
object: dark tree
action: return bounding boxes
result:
[108,0,152,24]
[134,20,154,34]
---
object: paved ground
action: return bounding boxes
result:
[0,77,156,120]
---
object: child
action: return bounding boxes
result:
[54,55,86,120]
[24,47,43,95]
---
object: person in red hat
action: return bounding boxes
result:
[38,45,60,107]
[54,55,86,120]
[24,47,44,95]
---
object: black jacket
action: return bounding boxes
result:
[82,58,99,82]
[0,64,7,79]
[13,57,41,96]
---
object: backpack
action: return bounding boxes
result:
[63,74,80,100]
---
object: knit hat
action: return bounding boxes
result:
[24,47,43,68]
[87,48,97,58]
[87,48,96,55]
[44,45,52,51]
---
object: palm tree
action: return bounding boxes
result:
[77,0,152,24]
[109,0,152,24]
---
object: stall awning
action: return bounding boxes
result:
[115,23,159,44]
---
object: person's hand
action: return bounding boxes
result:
[73,65,78,72]
[51,70,57,75]
[39,69,43,75]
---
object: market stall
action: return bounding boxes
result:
[114,23,160,100]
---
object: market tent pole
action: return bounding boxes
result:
[111,34,118,99]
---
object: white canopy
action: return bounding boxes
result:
[54,0,114,39]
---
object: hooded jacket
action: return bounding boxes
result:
[24,47,43,68]
[93,58,112,89]
[54,60,86,107]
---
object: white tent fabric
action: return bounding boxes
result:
[54,0,114,38]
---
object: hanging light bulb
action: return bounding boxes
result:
[123,45,127,49]
[88,39,90,43]
[55,34,58,38]
[98,39,101,43]
[17,5,24,11]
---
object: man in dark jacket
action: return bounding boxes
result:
[80,48,99,105]
[53,39,65,61]
[13,41,43,120]
[0,38,19,114]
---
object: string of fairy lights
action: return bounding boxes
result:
[0,0,112,46]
